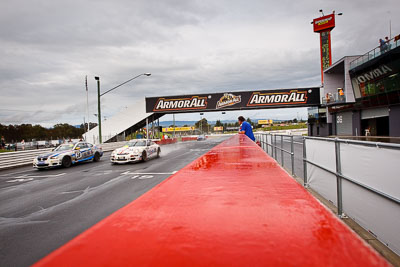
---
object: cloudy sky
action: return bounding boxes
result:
[1,0,399,127]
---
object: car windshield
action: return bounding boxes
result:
[127,140,147,147]
[55,144,75,151]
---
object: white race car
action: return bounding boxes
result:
[110,139,160,164]
[33,141,103,169]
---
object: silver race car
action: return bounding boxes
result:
[110,139,160,164]
[33,141,103,169]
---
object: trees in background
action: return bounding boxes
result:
[195,118,209,133]
[0,123,85,143]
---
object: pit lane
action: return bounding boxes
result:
[0,136,229,267]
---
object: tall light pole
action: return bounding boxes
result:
[94,73,151,144]
[95,76,102,144]
[173,114,175,138]
[200,112,204,134]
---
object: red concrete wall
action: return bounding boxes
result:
[181,137,197,141]
[155,138,177,145]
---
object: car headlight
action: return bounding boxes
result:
[50,155,59,159]
[134,149,140,153]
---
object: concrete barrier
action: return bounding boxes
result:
[181,137,197,141]
[155,138,178,145]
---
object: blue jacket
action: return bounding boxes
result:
[240,121,255,141]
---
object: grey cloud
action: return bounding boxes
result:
[1,0,400,126]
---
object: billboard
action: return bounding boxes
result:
[320,31,332,71]
[214,126,224,131]
[258,120,273,124]
[146,88,320,113]
[349,51,400,99]
[313,14,335,32]
[162,127,194,132]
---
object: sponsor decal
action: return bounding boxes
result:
[247,90,307,106]
[154,96,207,111]
[355,65,393,84]
[216,93,241,109]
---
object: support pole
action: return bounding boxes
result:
[146,117,149,140]
[303,137,308,187]
[281,135,284,167]
[335,138,345,218]
[95,77,102,144]
[291,135,295,176]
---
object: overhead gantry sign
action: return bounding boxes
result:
[146,87,321,113]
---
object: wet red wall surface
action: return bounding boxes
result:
[35,134,390,266]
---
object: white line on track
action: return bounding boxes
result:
[121,171,177,175]
[7,178,34,183]
[0,169,36,177]
[14,173,66,179]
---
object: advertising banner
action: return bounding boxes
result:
[214,126,224,131]
[162,127,194,132]
[349,52,400,99]
[320,30,332,71]
[258,119,273,124]
[146,87,320,114]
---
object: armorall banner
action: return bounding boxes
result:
[146,87,321,113]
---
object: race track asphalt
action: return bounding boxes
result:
[0,137,229,267]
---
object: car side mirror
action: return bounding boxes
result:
[75,147,80,150]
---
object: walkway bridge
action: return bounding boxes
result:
[85,99,164,144]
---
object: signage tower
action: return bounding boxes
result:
[312,11,341,84]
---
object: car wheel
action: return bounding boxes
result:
[156,147,161,158]
[62,156,72,168]
[93,152,101,162]
[141,151,147,162]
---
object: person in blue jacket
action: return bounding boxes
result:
[238,116,255,141]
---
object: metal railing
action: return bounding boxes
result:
[321,92,346,105]
[255,133,297,177]
[350,36,400,69]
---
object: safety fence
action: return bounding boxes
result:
[255,132,400,256]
